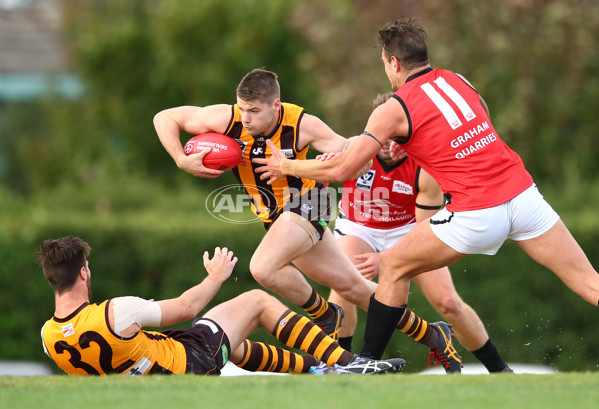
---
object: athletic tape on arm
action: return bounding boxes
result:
[112,296,162,336]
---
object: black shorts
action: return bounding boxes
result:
[162,318,231,375]
[266,183,331,241]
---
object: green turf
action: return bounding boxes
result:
[1,373,597,409]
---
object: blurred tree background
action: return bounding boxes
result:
[1,0,599,373]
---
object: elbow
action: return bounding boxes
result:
[180,307,197,322]
[178,299,199,322]
[153,110,166,127]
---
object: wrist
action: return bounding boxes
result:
[281,159,297,176]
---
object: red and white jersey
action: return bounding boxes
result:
[393,68,533,212]
[338,155,419,229]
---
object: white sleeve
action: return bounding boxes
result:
[112,296,162,336]
[41,322,50,357]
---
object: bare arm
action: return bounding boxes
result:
[296,114,350,153]
[254,100,408,183]
[414,169,445,222]
[109,247,238,337]
[153,104,232,178]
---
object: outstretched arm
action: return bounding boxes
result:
[110,248,238,337]
[157,247,238,326]
[296,114,350,153]
[153,104,232,178]
[253,98,407,183]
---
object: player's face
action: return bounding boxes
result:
[237,97,280,136]
[377,140,394,161]
[84,260,92,300]
[381,50,399,91]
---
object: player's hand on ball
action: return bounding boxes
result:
[203,247,238,282]
[179,148,225,179]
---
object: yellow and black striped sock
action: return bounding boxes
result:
[396,307,439,349]
[273,309,354,366]
[230,339,319,374]
[301,288,334,324]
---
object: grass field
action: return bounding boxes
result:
[1,373,597,409]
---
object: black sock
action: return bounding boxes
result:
[338,336,353,352]
[471,339,508,373]
[360,294,406,359]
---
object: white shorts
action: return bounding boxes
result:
[430,184,560,255]
[333,216,416,253]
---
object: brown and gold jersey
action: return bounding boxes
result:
[41,301,187,375]
[225,102,317,223]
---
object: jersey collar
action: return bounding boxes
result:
[405,67,433,83]
[53,302,90,323]
[376,155,408,173]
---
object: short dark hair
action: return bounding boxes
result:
[36,236,91,294]
[236,69,280,102]
[378,18,429,70]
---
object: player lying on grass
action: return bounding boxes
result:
[39,236,405,376]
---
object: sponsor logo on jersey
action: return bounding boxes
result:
[301,203,313,214]
[279,318,288,327]
[392,180,414,195]
[221,344,229,365]
[356,170,376,191]
[318,217,328,229]
[281,149,294,158]
[62,323,75,337]
[252,147,264,155]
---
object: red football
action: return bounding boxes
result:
[183,133,243,171]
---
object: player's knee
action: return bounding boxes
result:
[244,289,271,305]
[434,294,464,319]
[249,257,275,285]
